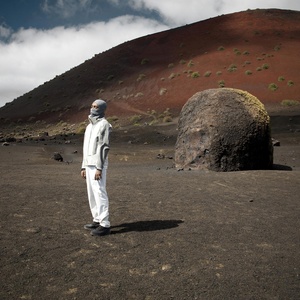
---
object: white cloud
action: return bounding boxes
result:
[0,16,168,107]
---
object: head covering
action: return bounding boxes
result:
[90,99,107,118]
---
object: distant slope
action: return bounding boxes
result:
[1,9,299,124]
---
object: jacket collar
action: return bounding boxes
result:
[88,115,104,125]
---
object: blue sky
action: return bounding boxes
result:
[1,0,300,108]
[0,0,162,31]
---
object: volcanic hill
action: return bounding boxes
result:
[0,8,299,126]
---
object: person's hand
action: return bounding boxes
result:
[95,169,102,180]
[81,169,86,179]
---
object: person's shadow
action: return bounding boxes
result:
[110,219,184,234]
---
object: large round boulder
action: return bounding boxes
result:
[175,88,273,171]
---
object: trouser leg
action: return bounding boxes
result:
[85,166,110,227]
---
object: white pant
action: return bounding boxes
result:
[85,165,110,227]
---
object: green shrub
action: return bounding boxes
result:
[149,119,159,126]
[243,51,250,55]
[164,108,172,116]
[137,74,146,82]
[107,116,119,123]
[281,100,299,106]
[245,70,252,75]
[76,122,87,134]
[129,115,142,125]
[278,76,285,82]
[216,71,222,75]
[187,60,194,67]
[141,58,149,65]
[262,63,269,70]
[163,116,173,123]
[233,48,241,55]
[107,75,114,80]
[287,80,294,86]
[159,88,167,96]
[191,72,200,78]
[218,80,225,88]
[179,59,186,64]
[218,46,225,51]
[149,109,157,116]
[204,71,212,77]
[135,92,144,97]
[268,83,278,91]
[169,73,177,79]
[227,64,237,72]
[168,63,174,68]
[256,67,262,71]
[274,45,281,51]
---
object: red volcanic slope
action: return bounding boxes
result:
[0,9,300,123]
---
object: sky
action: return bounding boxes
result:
[0,0,300,108]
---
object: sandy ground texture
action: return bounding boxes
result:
[0,115,300,300]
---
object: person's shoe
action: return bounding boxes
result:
[90,226,110,236]
[84,222,100,230]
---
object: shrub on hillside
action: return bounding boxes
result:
[191,72,200,78]
[268,83,278,91]
[281,100,299,106]
[137,74,146,82]
[141,58,149,65]
[227,64,237,72]
[129,115,142,125]
[169,73,177,79]
[204,71,212,77]
[262,63,269,70]
[188,60,194,67]
[218,80,225,88]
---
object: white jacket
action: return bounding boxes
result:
[82,116,111,170]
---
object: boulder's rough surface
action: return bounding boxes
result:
[175,88,273,171]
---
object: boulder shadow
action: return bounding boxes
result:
[110,219,184,234]
[272,164,293,171]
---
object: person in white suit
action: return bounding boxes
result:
[81,99,111,236]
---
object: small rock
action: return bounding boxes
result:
[272,138,280,146]
[52,152,63,162]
